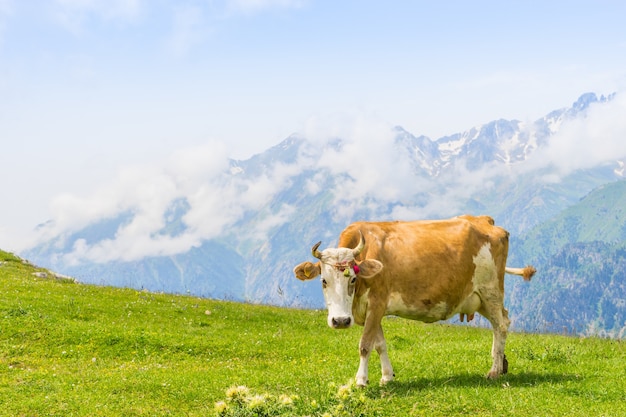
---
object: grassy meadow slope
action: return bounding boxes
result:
[1,249,625,416]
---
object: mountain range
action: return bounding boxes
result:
[23,92,626,337]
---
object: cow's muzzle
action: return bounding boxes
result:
[330,316,352,329]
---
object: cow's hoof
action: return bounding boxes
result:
[380,374,394,385]
[486,370,500,379]
[356,377,369,388]
[486,355,509,379]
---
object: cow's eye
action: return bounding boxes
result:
[350,276,357,285]
[321,279,328,288]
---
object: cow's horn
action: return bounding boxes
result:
[352,231,365,257]
[311,241,322,259]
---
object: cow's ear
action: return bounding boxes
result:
[294,261,321,281]
[357,259,383,279]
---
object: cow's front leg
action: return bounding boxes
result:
[356,308,393,387]
[376,337,394,384]
[355,342,370,387]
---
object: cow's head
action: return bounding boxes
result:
[293,232,383,329]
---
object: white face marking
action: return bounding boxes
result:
[319,247,358,328]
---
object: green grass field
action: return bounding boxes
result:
[1,249,625,416]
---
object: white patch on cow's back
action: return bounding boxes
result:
[447,243,498,320]
[472,242,497,286]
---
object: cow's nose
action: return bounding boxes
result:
[331,316,352,328]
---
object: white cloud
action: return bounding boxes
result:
[35,142,227,261]
[38,139,306,264]
[524,93,626,177]
[301,114,432,221]
[166,142,231,185]
[250,204,296,240]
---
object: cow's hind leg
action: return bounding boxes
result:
[479,300,510,379]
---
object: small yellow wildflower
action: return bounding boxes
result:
[279,394,294,406]
[225,385,249,399]
[337,383,352,399]
[214,401,228,414]
[247,394,267,410]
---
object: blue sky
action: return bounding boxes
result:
[1,0,626,252]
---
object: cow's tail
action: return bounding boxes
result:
[505,266,536,281]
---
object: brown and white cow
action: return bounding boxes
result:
[293,215,535,387]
